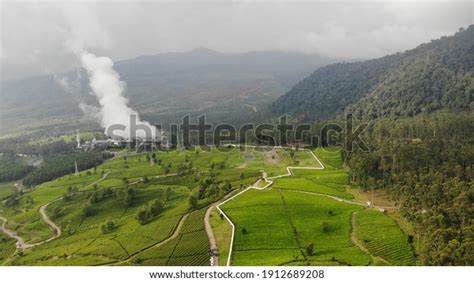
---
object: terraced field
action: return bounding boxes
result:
[0,146,416,266]
[0,233,16,263]
[354,210,416,265]
[222,189,370,265]
[272,177,352,199]
[0,146,315,265]
[131,208,211,266]
[219,147,416,266]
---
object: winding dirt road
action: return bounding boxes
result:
[204,203,219,266]
[0,171,111,252]
[204,189,242,266]
[0,201,62,251]
[0,217,26,250]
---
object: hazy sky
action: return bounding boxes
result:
[1,0,472,80]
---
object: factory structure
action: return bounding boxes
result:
[75,129,171,152]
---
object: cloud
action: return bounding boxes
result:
[296,23,448,59]
[1,1,471,80]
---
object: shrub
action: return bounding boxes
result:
[149,199,165,217]
[322,222,333,233]
[101,218,117,234]
[306,243,315,256]
[136,206,150,225]
[82,202,95,217]
[189,194,198,210]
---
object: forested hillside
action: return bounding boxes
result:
[345,113,474,265]
[272,26,474,266]
[272,26,473,120]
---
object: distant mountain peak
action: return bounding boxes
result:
[189,47,220,55]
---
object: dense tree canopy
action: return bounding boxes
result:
[22,151,112,187]
[0,155,34,182]
[345,113,474,265]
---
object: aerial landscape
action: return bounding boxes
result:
[0,0,472,272]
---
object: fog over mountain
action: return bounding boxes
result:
[0,49,334,134]
[1,1,471,80]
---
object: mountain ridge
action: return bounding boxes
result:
[272,26,474,121]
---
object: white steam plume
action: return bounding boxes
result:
[80,51,158,140]
[56,3,158,140]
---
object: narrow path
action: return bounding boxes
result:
[0,171,111,252]
[35,200,62,246]
[110,213,189,265]
[0,201,63,251]
[82,171,111,190]
[204,188,243,266]
[204,203,219,266]
[278,189,307,261]
[350,211,391,265]
[288,190,365,206]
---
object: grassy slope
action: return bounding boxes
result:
[0,146,303,265]
[0,146,416,266]
[222,189,369,266]
[220,146,415,266]
[209,208,232,266]
[354,209,416,265]
[0,182,16,200]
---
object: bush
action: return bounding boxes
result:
[82,202,95,217]
[149,199,165,217]
[322,222,333,233]
[189,194,198,210]
[124,187,138,207]
[101,218,117,233]
[136,206,150,225]
[306,243,315,256]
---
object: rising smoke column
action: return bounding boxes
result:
[57,4,158,139]
[80,51,156,140]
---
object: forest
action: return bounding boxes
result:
[345,112,474,265]
[22,151,113,187]
[0,156,34,182]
